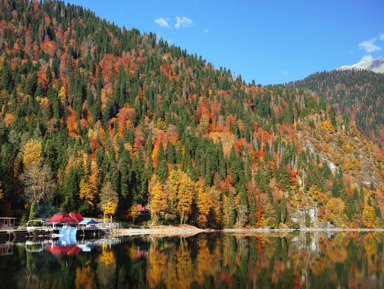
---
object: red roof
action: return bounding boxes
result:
[69,213,83,223]
[136,204,149,211]
[48,213,83,224]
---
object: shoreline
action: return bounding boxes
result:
[112,226,384,237]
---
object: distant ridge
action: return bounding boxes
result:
[337,56,384,73]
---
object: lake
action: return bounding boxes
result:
[1,232,384,288]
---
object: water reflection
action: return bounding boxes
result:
[1,232,384,288]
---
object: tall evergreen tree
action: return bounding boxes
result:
[156,142,168,183]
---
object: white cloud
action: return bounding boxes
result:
[359,38,381,53]
[204,28,209,33]
[380,33,384,41]
[155,17,170,28]
[175,16,194,29]
[360,55,373,62]
[282,70,288,76]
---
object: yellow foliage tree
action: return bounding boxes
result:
[79,177,96,206]
[0,181,3,200]
[322,118,335,134]
[100,182,119,222]
[308,185,324,203]
[89,160,99,195]
[195,180,212,227]
[167,169,194,224]
[208,187,223,227]
[130,205,139,223]
[325,198,346,227]
[22,139,42,168]
[58,86,66,104]
[149,180,168,222]
[362,206,376,228]
[260,203,277,228]
[101,202,117,220]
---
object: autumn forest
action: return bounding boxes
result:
[0,0,384,229]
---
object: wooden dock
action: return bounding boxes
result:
[0,228,57,242]
[0,227,108,243]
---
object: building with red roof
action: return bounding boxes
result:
[136,204,150,216]
[48,212,83,225]
[69,213,84,223]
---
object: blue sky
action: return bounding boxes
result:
[64,0,384,85]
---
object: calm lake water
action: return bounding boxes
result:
[1,232,384,288]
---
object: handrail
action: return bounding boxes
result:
[26,220,45,226]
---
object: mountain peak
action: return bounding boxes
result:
[337,56,384,73]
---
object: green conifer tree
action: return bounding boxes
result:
[249,191,257,227]
[281,195,288,223]
[156,142,168,183]
[238,186,249,226]
[228,190,236,229]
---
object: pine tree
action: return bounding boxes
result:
[156,142,168,183]
[281,195,288,223]
[249,191,257,227]
[274,202,281,226]
[228,189,236,228]
[332,176,340,198]
[63,167,80,212]
[238,185,249,226]
[165,140,176,164]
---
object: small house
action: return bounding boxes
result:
[136,204,150,216]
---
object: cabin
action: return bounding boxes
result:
[136,204,150,216]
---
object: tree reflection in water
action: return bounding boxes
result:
[1,232,384,288]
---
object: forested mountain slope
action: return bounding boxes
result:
[286,70,384,146]
[0,0,383,228]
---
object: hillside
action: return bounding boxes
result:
[0,0,384,229]
[286,70,384,146]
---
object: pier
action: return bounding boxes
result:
[0,226,109,243]
[0,215,119,250]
